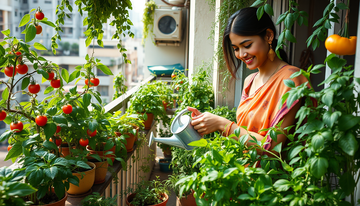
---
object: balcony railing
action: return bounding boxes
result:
[66,75,157,206]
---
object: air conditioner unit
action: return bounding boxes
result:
[153,8,183,46]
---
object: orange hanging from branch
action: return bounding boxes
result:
[325,34,357,56]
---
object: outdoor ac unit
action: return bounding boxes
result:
[153,9,183,45]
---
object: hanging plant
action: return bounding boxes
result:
[142,0,158,45]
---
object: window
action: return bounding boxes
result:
[15,9,18,17]
[20,12,22,17]
[0,25,3,39]
[0,72,4,78]
[33,0,38,3]
[97,68,109,76]
[45,0,51,3]
[98,86,109,96]
[23,0,27,3]
[0,11,3,22]
[0,121,5,129]
[69,28,73,34]
[16,27,18,32]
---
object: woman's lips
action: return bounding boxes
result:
[244,57,254,65]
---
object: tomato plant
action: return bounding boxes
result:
[35,25,42,35]
[47,71,55,80]
[56,126,61,133]
[7,145,12,152]
[87,129,97,137]
[91,78,100,86]
[325,34,357,56]
[35,11,44,20]
[4,66,16,77]
[0,110,6,121]
[50,78,61,88]
[15,63,28,74]
[28,83,41,94]
[10,121,23,133]
[35,115,47,126]
[79,138,89,147]
[62,104,73,114]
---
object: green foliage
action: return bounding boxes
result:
[81,192,117,206]
[142,0,158,45]
[113,73,128,100]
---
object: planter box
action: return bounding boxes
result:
[159,158,172,172]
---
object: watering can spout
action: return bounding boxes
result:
[149,132,186,149]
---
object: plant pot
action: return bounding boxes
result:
[67,162,96,195]
[162,148,172,158]
[126,193,168,206]
[86,143,116,163]
[59,143,75,157]
[31,190,68,206]
[143,113,154,130]
[115,130,137,152]
[178,191,196,206]
[159,158,172,172]
[162,101,168,111]
[87,157,109,185]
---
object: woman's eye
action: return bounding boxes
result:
[244,43,252,49]
[233,48,239,51]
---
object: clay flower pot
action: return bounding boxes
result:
[31,189,68,206]
[87,157,109,185]
[143,113,154,130]
[178,191,196,206]
[67,162,96,195]
[86,142,116,163]
[115,130,137,152]
[59,143,75,157]
[126,193,169,206]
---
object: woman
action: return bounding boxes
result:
[188,7,309,152]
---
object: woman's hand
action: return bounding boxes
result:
[187,106,230,136]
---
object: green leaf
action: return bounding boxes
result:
[284,79,295,88]
[53,181,65,200]
[339,132,359,156]
[61,69,69,83]
[310,157,328,178]
[272,142,282,154]
[44,123,57,139]
[188,138,208,147]
[276,13,287,25]
[251,0,264,7]
[237,193,252,200]
[44,86,54,95]
[223,167,238,178]
[288,145,304,159]
[0,130,12,142]
[282,194,294,202]
[311,134,324,151]
[339,172,355,196]
[33,42,47,50]
[21,77,30,90]
[2,87,9,100]
[338,115,360,131]
[89,119,98,132]
[37,69,49,79]
[39,20,56,28]
[69,86,77,95]
[1,29,10,36]
[43,140,58,150]
[273,179,291,192]
[285,30,296,43]
[25,24,36,42]
[321,89,334,107]
[6,182,37,196]
[284,13,296,29]
[85,37,92,47]
[68,70,80,82]
[54,157,68,167]
[336,2,349,10]
[5,142,22,161]
[292,167,305,178]
[201,170,219,182]
[97,63,113,75]
[76,161,91,170]
[19,14,31,27]
[322,111,341,127]
[53,115,68,125]
[264,4,274,16]
[83,93,91,107]
[215,188,225,201]
[256,6,265,20]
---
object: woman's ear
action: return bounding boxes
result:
[265,28,274,42]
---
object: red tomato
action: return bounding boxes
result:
[10,121,23,133]
[87,129,97,137]
[50,78,61,88]
[4,66,16,77]
[85,78,92,87]
[28,83,41,94]
[0,110,6,121]
[171,73,176,78]
[7,145,12,152]
[15,63,28,74]
[35,25,42,34]
[90,78,100,86]
[79,138,89,147]
[55,138,62,146]
[35,115,47,126]
[15,51,22,56]
[56,126,61,133]
[35,11,44,20]
[47,71,55,80]
[62,104,73,114]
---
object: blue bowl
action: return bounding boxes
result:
[148,63,184,76]
[159,158,172,172]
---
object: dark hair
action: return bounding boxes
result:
[222,7,288,78]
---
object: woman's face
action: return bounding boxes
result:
[229,32,270,70]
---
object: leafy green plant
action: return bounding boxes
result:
[142,0,158,45]
[113,73,128,100]
[121,176,169,206]
[81,192,117,206]
[0,167,36,206]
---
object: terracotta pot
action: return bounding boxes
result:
[67,162,96,195]
[162,147,172,158]
[143,113,154,130]
[59,144,76,157]
[87,157,109,184]
[178,191,196,206]
[126,193,168,206]
[115,130,137,152]
[31,190,68,206]
[86,142,116,163]
[162,101,168,111]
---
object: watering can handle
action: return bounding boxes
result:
[149,132,154,147]
[176,108,189,126]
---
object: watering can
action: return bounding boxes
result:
[149,108,202,150]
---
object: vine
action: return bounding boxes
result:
[142,0,158,45]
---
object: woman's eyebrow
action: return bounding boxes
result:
[231,40,251,47]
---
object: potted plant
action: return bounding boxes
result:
[142,0,157,45]
[167,173,196,206]
[122,176,169,206]
[154,81,175,111]
[81,192,117,206]
[157,127,173,158]
[113,73,128,100]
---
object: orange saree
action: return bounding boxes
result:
[236,65,309,150]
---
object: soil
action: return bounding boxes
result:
[159,159,171,164]
[24,192,62,205]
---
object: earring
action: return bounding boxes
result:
[268,44,275,61]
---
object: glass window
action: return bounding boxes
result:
[0,121,5,129]
[23,0,27,3]
[33,0,38,3]
[45,0,51,3]
[98,86,109,96]
[15,9,18,17]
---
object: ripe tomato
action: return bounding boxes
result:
[35,25,42,34]
[0,110,6,121]
[79,138,89,147]
[15,51,22,56]
[50,78,61,88]
[4,66,16,77]
[16,63,28,74]
[50,137,62,146]
[15,52,22,62]
[62,104,73,114]
[171,73,176,78]
[87,129,97,137]
[325,34,357,56]
[35,115,48,126]
[10,121,23,133]
[28,83,41,94]
[35,11,44,20]
[47,71,55,80]
[180,81,183,84]
[56,125,61,133]
[7,145,12,152]
[90,78,100,86]
[85,78,92,87]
